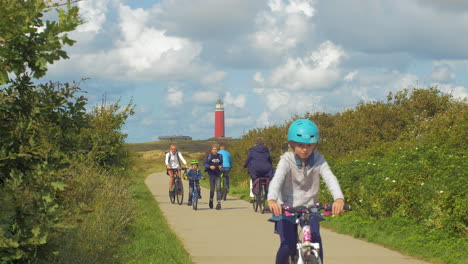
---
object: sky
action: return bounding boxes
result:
[45,0,468,142]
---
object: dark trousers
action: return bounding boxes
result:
[208,174,221,202]
[275,215,323,264]
[220,167,231,188]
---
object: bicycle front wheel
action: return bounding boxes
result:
[192,191,198,210]
[176,179,184,205]
[303,248,321,264]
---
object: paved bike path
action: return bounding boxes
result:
[146,172,431,264]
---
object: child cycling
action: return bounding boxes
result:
[203,143,223,210]
[267,119,345,264]
[185,159,204,206]
[165,144,188,197]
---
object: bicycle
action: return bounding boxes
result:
[252,177,270,213]
[219,172,228,201]
[186,176,204,210]
[280,203,351,264]
[168,168,186,205]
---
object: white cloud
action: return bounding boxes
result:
[265,89,290,111]
[251,0,316,59]
[254,72,265,84]
[344,71,358,81]
[269,0,315,17]
[429,64,455,83]
[285,0,315,17]
[433,84,467,100]
[192,91,218,104]
[268,41,345,90]
[224,92,246,108]
[201,71,226,86]
[257,111,271,127]
[77,0,111,33]
[166,86,183,106]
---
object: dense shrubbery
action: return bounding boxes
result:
[1,2,135,262]
[229,87,467,236]
[0,77,135,263]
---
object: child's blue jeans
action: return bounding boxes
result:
[188,180,201,202]
[275,215,323,264]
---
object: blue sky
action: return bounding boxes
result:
[46,0,468,142]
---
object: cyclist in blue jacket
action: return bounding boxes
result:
[204,144,223,210]
[185,160,204,206]
[218,143,232,193]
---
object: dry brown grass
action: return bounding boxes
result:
[131,150,206,174]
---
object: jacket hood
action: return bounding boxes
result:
[252,145,269,153]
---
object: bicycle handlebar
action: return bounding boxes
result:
[281,203,351,213]
[186,177,204,180]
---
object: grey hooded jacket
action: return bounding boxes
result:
[267,151,344,208]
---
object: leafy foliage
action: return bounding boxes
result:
[1,2,135,262]
[0,0,82,85]
[0,77,135,262]
[229,87,467,236]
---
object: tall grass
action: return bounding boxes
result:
[42,164,135,263]
[120,152,193,264]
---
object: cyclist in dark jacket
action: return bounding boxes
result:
[244,137,274,203]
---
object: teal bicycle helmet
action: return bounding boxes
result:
[287,119,320,144]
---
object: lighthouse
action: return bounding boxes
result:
[214,99,225,138]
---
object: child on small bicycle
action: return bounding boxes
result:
[185,160,204,206]
[267,119,345,264]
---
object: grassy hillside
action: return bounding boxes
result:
[222,87,467,264]
[127,87,466,264]
[127,138,240,154]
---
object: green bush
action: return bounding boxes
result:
[229,87,467,236]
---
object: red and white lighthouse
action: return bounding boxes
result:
[214,99,225,138]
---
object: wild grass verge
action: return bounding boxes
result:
[321,213,467,264]
[120,153,192,264]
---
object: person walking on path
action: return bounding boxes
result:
[268,119,345,264]
[204,143,223,210]
[165,144,188,197]
[218,143,232,193]
[244,137,274,203]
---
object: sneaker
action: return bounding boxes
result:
[216,202,221,210]
[187,201,192,206]
[209,200,213,209]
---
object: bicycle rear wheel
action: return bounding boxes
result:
[261,185,268,214]
[252,194,258,212]
[176,179,184,205]
[257,186,264,213]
